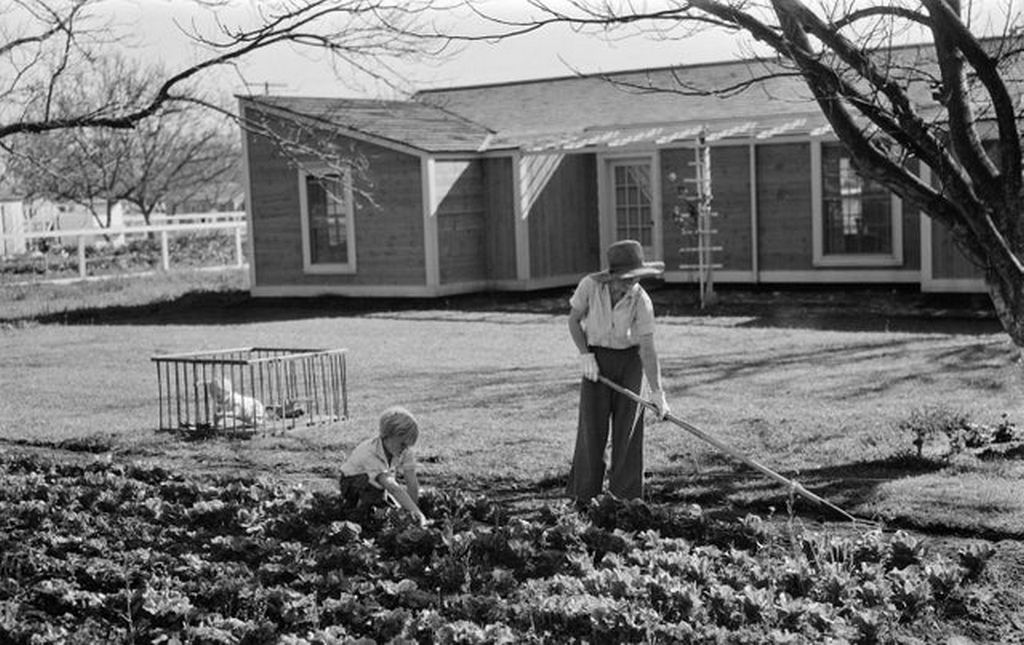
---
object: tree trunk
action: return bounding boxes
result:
[986,268,1024,358]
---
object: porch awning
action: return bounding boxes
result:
[488,112,834,153]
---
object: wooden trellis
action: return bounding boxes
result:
[152,347,348,436]
[676,128,722,309]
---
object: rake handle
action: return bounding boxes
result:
[595,375,861,523]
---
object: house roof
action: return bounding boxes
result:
[243,63,832,155]
[246,41,1004,154]
[241,95,495,154]
[415,57,831,148]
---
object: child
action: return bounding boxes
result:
[207,377,265,428]
[338,406,428,527]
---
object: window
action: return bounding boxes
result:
[299,168,355,273]
[815,142,902,266]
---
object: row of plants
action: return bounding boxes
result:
[0,453,998,644]
[0,233,243,278]
[900,408,1022,461]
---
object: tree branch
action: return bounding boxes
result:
[923,0,1021,205]
[769,0,991,264]
[1,0,449,140]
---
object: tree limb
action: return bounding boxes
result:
[923,0,1021,205]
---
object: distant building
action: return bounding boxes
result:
[0,192,26,257]
[0,195,127,257]
[161,179,246,215]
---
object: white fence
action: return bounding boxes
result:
[0,211,248,279]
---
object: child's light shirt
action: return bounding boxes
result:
[227,393,265,425]
[339,436,416,488]
[213,392,265,427]
[570,273,656,349]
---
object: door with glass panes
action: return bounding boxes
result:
[605,157,659,261]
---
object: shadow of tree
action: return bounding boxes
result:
[9,288,571,326]
[657,334,1013,406]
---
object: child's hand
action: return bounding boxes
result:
[415,512,431,528]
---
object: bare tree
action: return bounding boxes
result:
[5,54,241,227]
[7,108,241,227]
[5,124,130,229]
[0,0,455,240]
[0,0,451,141]
[145,124,241,218]
[458,0,1024,350]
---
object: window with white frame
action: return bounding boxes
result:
[821,143,895,257]
[811,141,901,266]
[299,168,356,273]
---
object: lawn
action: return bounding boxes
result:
[2,270,1021,534]
[2,269,1023,642]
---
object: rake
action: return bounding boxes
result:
[597,375,875,526]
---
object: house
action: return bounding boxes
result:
[159,176,246,215]
[237,44,988,298]
[0,192,26,257]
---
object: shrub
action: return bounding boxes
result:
[899,406,971,460]
[0,232,243,279]
[899,407,1022,463]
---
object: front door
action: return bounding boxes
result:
[604,157,659,261]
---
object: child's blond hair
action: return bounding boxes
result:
[379,406,419,445]
[207,376,233,400]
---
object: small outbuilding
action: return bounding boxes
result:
[238,44,985,298]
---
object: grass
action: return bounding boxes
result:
[1,268,1023,540]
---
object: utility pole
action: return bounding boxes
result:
[242,81,288,96]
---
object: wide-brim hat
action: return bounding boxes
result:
[599,239,665,280]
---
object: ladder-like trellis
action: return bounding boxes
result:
[676,129,722,309]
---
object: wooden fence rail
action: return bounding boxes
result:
[0,217,248,279]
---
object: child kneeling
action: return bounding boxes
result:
[338,406,428,527]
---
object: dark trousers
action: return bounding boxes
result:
[338,473,385,510]
[566,346,645,502]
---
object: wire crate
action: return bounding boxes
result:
[151,347,348,435]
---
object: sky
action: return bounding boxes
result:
[104,0,1015,101]
[106,0,750,99]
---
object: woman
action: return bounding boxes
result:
[566,239,670,504]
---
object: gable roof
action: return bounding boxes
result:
[240,95,495,154]
[247,41,1015,154]
[413,39,1024,151]
[415,57,828,145]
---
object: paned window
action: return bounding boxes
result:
[822,145,892,255]
[300,169,355,273]
[612,162,653,247]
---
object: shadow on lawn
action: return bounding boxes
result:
[644,456,1024,541]
[13,288,572,326]
[11,283,1004,335]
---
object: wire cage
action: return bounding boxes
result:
[151,347,348,435]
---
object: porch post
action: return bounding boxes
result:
[421,156,440,289]
[514,153,530,282]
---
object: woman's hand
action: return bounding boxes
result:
[650,389,670,420]
[579,353,599,381]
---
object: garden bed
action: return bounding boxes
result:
[1,451,1020,644]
